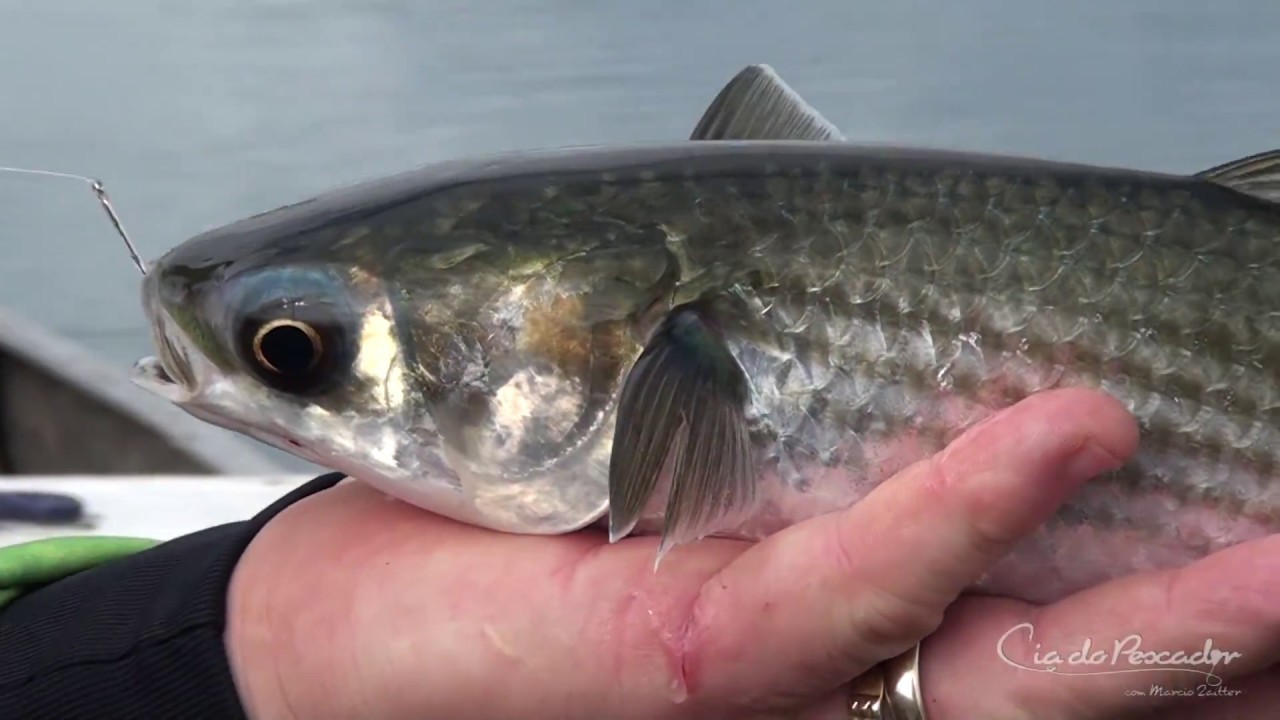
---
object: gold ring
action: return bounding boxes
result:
[847,643,927,720]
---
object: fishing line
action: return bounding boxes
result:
[0,166,147,275]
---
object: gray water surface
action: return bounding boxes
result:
[0,1,1275,469]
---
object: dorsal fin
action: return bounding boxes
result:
[691,64,845,142]
[1196,149,1280,204]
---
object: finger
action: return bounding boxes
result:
[921,534,1280,720]
[676,388,1139,710]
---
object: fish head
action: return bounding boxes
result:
[131,237,400,474]
[131,175,672,535]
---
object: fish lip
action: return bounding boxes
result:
[130,355,195,403]
[135,286,205,402]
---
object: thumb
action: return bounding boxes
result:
[677,388,1138,714]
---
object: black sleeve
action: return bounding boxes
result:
[0,472,347,720]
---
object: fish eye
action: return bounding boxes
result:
[236,312,352,396]
[224,268,356,396]
[253,319,322,376]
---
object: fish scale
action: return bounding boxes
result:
[610,160,1280,572]
[131,64,1280,604]
[742,165,1280,466]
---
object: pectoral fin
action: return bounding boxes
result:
[1197,149,1280,204]
[608,307,756,555]
[691,63,845,142]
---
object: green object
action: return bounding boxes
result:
[0,535,159,610]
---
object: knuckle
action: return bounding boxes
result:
[823,514,944,647]
[922,454,1026,558]
[847,583,945,659]
[825,513,865,579]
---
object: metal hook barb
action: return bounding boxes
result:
[0,165,147,275]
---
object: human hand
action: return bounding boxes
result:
[222,388,1280,719]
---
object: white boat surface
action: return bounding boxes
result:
[0,474,315,546]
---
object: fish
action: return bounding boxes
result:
[131,64,1280,604]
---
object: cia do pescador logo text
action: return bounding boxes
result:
[996,622,1243,689]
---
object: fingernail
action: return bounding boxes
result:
[1060,439,1125,485]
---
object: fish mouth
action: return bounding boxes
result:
[133,289,204,402]
[131,354,195,403]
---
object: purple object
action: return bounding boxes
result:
[0,491,85,524]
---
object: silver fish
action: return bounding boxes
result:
[132,65,1280,603]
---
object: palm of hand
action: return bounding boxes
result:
[225,389,1280,720]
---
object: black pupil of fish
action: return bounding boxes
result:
[260,324,318,375]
